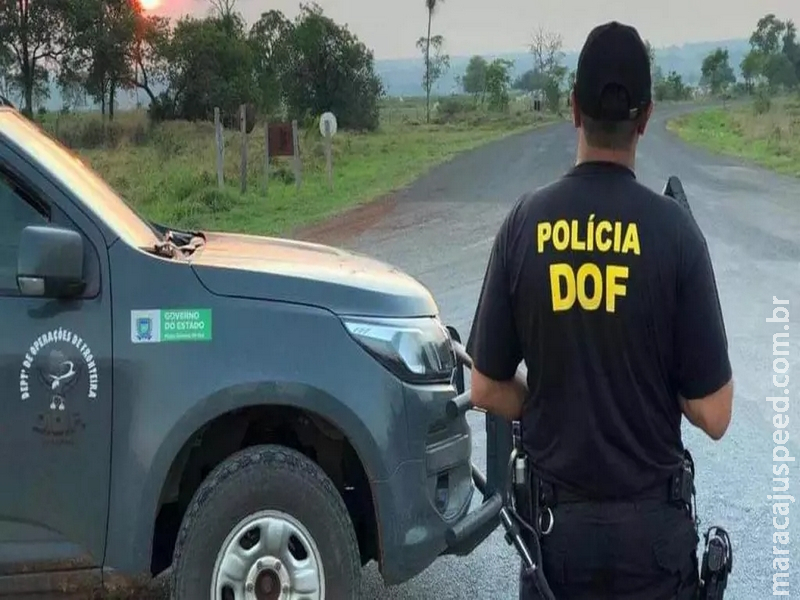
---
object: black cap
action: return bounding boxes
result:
[574,21,652,121]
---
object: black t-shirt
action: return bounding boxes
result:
[467,161,731,499]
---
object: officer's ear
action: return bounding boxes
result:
[571,90,581,128]
[637,102,654,135]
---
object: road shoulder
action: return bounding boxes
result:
[666,97,800,178]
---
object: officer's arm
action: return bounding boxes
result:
[471,368,527,421]
[675,222,733,441]
[679,383,733,441]
[467,209,526,421]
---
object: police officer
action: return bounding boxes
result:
[466,21,734,600]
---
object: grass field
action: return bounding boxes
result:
[667,95,800,178]
[34,96,561,237]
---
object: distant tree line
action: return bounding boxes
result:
[452,11,800,113]
[693,13,798,99]
[455,28,569,113]
[740,14,799,93]
[456,28,695,111]
[0,0,385,130]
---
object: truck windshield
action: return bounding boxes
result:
[0,110,160,248]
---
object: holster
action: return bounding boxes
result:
[699,526,733,600]
[669,449,696,518]
[511,422,535,528]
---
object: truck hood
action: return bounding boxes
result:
[189,231,440,317]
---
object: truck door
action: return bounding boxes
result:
[0,155,113,577]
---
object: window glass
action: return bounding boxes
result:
[0,174,48,293]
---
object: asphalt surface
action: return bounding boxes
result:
[312,104,800,598]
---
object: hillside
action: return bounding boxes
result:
[378,38,752,97]
[25,38,750,111]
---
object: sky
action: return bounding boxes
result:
[154,0,800,60]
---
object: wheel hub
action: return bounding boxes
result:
[211,510,325,600]
[245,557,290,600]
[255,570,280,599]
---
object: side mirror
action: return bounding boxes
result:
[17,225,86,298]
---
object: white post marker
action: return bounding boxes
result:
[320,111,337,190]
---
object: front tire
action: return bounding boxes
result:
[170,444,362,600]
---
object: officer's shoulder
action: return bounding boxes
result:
[629,179,698,226]
[627,180,707,259]
[513,180,566,212]
[498,185,559,237]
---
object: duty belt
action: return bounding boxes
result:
[538,476,679,507]
[530,452,697,537]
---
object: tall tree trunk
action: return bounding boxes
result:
[425,10,432,124]
[109,82,116,121]
[23,72,34,117]
[21,48,33,117]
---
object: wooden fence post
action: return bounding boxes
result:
[324,120,333,190]
[240,104,247,194]
[292,119,301,189]
[264,119,270,193]
[214,107,224,189]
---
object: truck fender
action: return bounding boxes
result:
[109,380,385,576]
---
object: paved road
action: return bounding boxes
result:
[303,104,800,598]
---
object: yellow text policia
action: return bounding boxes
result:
[537,215,640,313]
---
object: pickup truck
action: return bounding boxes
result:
[0,106,500,598]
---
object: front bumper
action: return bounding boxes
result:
[441,326,507,555]
[374,325,504,585]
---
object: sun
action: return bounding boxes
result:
[140,0,161,10]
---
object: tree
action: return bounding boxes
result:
[700,48,736,96]
[644,39,664,84]
[129,14,172,115]
[462,55,487,104]
[416,34,449,116]
[0,43,12,99]
[512,69,547,93]
[529,27,564,76]
[484,59,513,111]
[762,52,798,90]
[782,20,800,83]
[566,69,576,93]
[654,71,692,101]
[248,10,293,116]
[528,27,567,111]
[0,0,75,116]
[422,0,444,123]
[542,64,568,111]
[208,0,236,21]
[740,51,762,93]
[280,3,384,131]
[61,0,140,120]
[750,14,786,56]
[156,12,255,123]
[744,14,800,92]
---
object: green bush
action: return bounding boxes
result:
[754,92,772,115]
[435,96,476,124]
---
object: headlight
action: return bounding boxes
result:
[342,316,457,385]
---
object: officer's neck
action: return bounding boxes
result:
[576,138,636,171]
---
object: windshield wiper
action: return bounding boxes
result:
[147,240,180,258]
[149,231,205,259]
[140,228,206,260]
